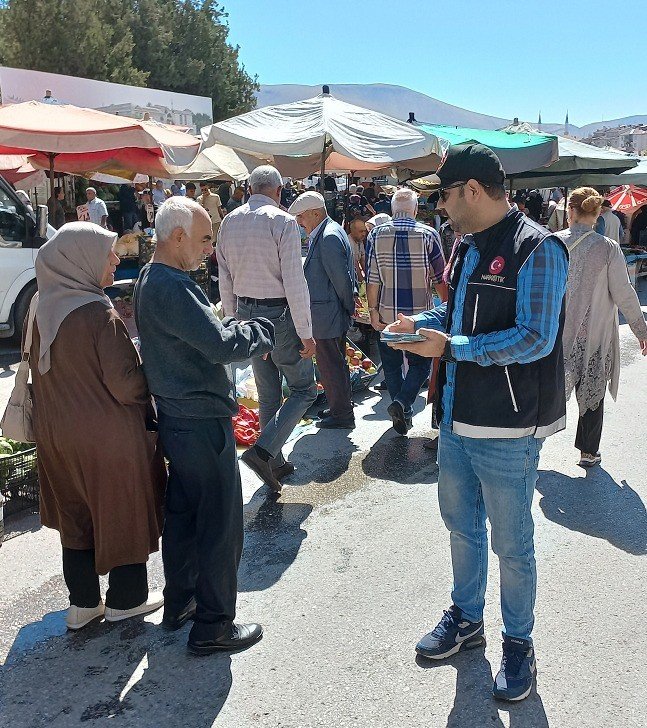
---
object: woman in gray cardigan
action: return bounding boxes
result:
[556,187,647,467]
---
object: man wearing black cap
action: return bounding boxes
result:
[386,144,569,701]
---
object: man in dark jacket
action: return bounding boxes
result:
[118,184,139,231]
[385,144,568,702]
[290,191,356,428]
[135,197,275,655]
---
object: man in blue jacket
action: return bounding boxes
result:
[386,144,569,702]
[289,192,356,429]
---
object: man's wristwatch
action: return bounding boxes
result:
[441,337,456,363]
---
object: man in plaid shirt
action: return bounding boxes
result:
[365,188,447,435]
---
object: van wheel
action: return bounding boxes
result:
[11,282,37,345]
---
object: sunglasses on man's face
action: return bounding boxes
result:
[438,181,467,203]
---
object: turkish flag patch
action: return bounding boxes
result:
[489,256,505,274]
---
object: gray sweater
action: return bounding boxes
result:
[134,263,274,418]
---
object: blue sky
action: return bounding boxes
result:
[225,0,645,126]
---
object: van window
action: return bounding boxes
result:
[0,188,27,248]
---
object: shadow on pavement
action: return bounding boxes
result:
[416,648,549,727]
[285,430,359,486]
[2,613,233,726]
[362,431,438,485]
[240,488,312,592]
[537,468,647,555]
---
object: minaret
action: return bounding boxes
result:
[538,111,542,130]
[565,110,569,136]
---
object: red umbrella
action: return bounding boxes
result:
[606,184,647,214]
[0,101,200,199]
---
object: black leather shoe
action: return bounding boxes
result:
[241,447,282,494]
[162,598,196,631]
[318,403,355,419]
[272,461,295,480]
[316,415,356,429]
[188,622,263,655]
[387,401,411,435]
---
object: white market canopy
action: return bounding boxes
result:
[200,88,445,177]
[174,144,270,182]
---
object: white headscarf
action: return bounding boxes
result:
[34,222,116,374]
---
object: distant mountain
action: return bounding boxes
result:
[256,84,645,140]
[256,83,510,130]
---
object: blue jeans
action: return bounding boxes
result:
[236,301,317,460]
[437,424,543,640]
[378,340,431,414]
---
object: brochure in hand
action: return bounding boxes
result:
[379,331,426,344]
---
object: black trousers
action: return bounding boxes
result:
[575,398,604,454]
[315,335,354,419]
[62,547,148,609]
[158,414,243,631]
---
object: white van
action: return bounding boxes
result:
[0,177,49,342]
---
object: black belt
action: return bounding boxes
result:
[239,296,288,307]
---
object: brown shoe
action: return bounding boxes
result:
[241,447,282,494]
[423,438,439,451]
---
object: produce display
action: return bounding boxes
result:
[353,282,370,323]
[0,438,34,457]
[114,232,140,258]
[232,405,261,447]
[344,344,377,376]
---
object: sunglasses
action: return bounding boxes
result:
[438,181,468,203]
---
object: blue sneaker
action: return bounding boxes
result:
[415,605,485,660]
[492,635,536,701]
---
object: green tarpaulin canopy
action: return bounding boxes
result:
[413,122,559,175]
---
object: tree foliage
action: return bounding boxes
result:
[0,0,258,121]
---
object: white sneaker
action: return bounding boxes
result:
[66,601,105,630]
[104,591,164,622]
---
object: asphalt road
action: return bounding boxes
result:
[0,305,646,727]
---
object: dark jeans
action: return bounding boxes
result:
[378,340,431,415]
[122,210,138,232]
[236,301,317,460]
[315,335,353,419]
[158,414,243,629]
[575,398,604,454]
[62,547,147,609]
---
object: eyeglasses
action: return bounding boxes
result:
[438,181,467,203]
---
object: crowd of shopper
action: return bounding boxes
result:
[15,146,646,702]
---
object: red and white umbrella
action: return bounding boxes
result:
[0,101,200,198]
[606,184,647,214]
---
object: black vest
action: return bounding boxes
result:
[439,209,568,439]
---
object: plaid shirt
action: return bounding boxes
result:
[365,212,445,324]
[413,217,568,428]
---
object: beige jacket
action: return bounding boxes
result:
[557,223,647,413]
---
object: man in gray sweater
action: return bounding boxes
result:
[134,197,275,655]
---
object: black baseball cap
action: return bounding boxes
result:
[430,143,506,188]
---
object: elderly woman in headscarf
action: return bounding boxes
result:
[29,222,166,630]
[556,188,647,468]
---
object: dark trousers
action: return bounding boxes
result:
[316,335,354,419]
[158,414,243,630]
[62,547,147,609]
[575,398,604,454]
[122,210,139,232]
[378,340,431,414]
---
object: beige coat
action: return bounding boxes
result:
[557,223,647,414]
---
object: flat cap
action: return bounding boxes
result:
[288,191,326,215]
